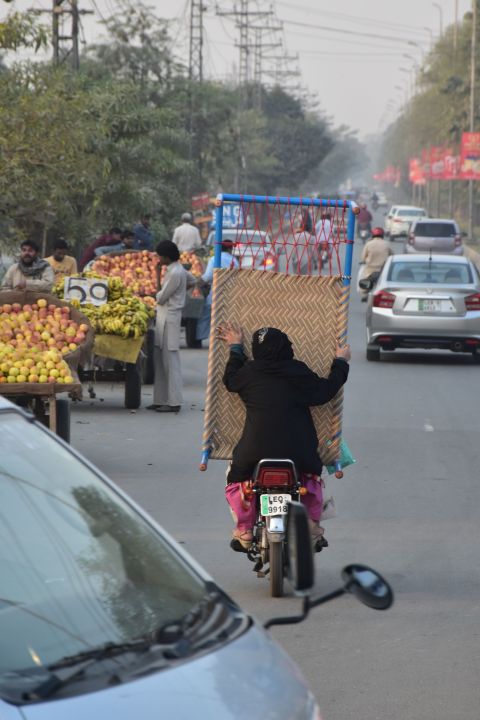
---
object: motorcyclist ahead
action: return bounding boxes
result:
[217,323,350,550]
[359,227,392,302]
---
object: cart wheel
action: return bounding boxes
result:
[185,318,201,349]
[125,362,141,409]
[142,328,155,384]
[56,399,71,443]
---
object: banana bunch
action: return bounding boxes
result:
[80,296,153,339]
[53,274,132,302]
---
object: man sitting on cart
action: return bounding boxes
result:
[2,240,54,293]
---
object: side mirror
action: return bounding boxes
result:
[286,501,314,594]
[359,278,373,291]
[461,230,468,238]
[341,564,394,610]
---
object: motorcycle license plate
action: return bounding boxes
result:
[260,494,291,516]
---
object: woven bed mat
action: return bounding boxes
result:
[203,269,348,465]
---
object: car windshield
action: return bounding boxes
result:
[397,209,425,217]
[0,412,206,679]
[388,261,473,284]
[414,222,456,237]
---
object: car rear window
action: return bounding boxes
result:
[413,222,456,237]
[397,209,425,217]
[388,261,473,284]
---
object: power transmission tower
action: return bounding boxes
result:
[216,1,273,95]
[31,0,93,70]
[189,0,205,82]
[251,24,282,109]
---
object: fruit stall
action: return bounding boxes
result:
[90,247,207,351]
[54,272,154,409]
[0,291,93,442]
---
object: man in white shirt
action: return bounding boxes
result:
[172,213,202,253]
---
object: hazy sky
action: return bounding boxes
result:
[1,0,473,136]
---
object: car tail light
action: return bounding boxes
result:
[465,339,480,345]
[373,290,396,308]
[407,232,415,245]
[263,252,277,271]
[255,468,295,488]
[465,292,480,311]
[393,217,403,223]
[454,234,462,247]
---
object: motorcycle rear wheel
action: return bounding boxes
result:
[269,542,284,598]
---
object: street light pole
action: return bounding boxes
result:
[433,2,444,35]
[423,25,434,49]
[468,0,477,240]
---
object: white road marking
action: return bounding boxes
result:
[424,420,434,432]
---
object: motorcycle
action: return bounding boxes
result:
[358,224,371,243]
[231,458,314,598]
[357,262,381,301]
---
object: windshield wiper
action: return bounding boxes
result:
[23,637,169,702]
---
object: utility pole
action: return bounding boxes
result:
[31,0,92,69]
[188,0,206,194]
[468,0,477,241]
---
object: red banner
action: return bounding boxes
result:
[430,146,447,179]
[459,132,480,179]
[421,148,431,180]
[443,149,460,180]
[409,157,425,185]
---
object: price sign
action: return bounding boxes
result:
[64,277,108,306]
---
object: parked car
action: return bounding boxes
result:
[388,206,427,240]
[361,254,480,362]
[0,397,393,717]
[406,218,463,255]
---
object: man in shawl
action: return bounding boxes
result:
[2,240,55,292]
[218,323,350,550]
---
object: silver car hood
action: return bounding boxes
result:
[9,624,317,720]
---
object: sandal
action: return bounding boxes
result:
[231,529,254,551]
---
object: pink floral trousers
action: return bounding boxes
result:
[225,474,323,531]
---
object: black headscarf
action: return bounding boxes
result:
[251,327,294,363]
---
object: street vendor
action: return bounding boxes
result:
[2,240,55,293]
[46,239,78,283]
[78,227,122,270]
[172,212,202,253]
[94,229,136,257]
[147,240,195,413]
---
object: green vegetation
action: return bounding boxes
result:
[0,2,365,253]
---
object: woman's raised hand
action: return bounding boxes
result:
[217,322,243,345]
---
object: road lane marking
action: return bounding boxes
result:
[424,420,434,432]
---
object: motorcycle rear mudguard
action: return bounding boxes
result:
[266,515,286,543]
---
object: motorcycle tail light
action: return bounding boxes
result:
[256,468,295,487]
